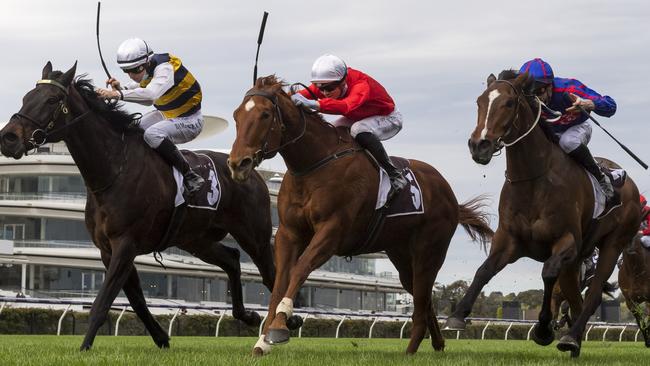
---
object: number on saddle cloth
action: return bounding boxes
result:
[173,152,222,210]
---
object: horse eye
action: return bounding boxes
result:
[260,111,271,120]
[505,100,514,108]
[47,96,59,104]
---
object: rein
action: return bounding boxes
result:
[492,80,543,149]
[12,79,91,149]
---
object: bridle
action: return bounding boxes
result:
[12,79,91,149]
[491,79,542,152]
[243,87,307,166]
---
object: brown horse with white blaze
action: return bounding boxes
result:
[228,75,493,356]
[446,70,640,357]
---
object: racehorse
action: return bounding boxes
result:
[227,75,494,356]
[619,234,650,347]
[0,62,278,351]
[449,70,640,357]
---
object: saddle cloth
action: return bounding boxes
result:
[376,157,425,217]
[173,152,222,210]
[586,168,625,218]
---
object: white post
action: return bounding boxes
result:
[0,302,6,315]
[258,312,268,337]
[335,316,347,338]
[635,328,640,342]
[481,321,491,340]
[602,326,610,342]
[504,322,514,340]
[368,317,379,339]
[456,330,460,340]
[526,323,535,341]
[584,324,594,341]
[21,263,27,294]
[115,306,127,336]
[618,325,627,342]
[168,308,181,336]
[215,311,227,337]
[57,304,72,336]
[400,319,409,339]
[298,314,310,338]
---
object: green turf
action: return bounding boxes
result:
[0,335,646,366]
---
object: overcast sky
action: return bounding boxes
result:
[1,0,649,293]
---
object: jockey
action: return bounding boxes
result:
[519,58,619,212]
[639,194,650,248]
[291,54,408,195]
[96,38,204,194]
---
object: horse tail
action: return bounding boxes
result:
[458,195,494,252]
[602,281,619,298]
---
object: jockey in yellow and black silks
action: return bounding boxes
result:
[97,38,204,194]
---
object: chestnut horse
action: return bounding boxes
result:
[228,76,493,356]
[619,234,650,347]
[450,70,640,357]
[0,63,278,350]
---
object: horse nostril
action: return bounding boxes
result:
[2,132,18,144]
[478,140,492,153]
[240,157,253,170]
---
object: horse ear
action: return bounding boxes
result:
[514,72,534,93]
[42,61,53,79]
[60,61,78,86]
[487,73,496,87]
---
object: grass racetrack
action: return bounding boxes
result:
[0,335,647,365]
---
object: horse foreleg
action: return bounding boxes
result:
[265,224,340,346]
[80,241,136,351]
[121,263,170,348]
[444,231,518,330]
[558,240,621,357]
[533,233,577,347]
[557,266,582,329]
[254,227,300,356]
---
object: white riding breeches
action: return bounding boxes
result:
[331,108,403,140]
[641,235,650,249]
[556,122,592,153]
[139,109,204,148]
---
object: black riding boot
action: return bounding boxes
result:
[155,139,205,194]
[568,144,614,198]
[355,132,407,194]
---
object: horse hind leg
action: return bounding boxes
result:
[181,240,261,326]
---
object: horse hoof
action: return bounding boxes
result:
[531,324,554,346]
[241,311,262,327]
[557,335,580,357]
[442,317,466,331]
[433,341,445,352]
[156,338,170,349]
[286,315,304,330]
[252,347,266,357]
[79,344,92,352]
[265,327,290,345]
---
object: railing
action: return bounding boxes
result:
[0,193,86,202]
[0,296,642,342]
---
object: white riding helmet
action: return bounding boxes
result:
[116,38,153,70]
[310,54,348,83]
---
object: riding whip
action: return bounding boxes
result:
[96,2,112,80]
[563,92,648,170]
[253,11,269,85]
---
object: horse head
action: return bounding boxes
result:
[1,62,78,158]
[468,71,536,164]
[229,75,297,182]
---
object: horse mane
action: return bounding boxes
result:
[72,76,142,132]
[496,69,558,143]
[254,75,330,126]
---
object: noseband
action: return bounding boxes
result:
[12,79,90,149]
[243,88,306,166]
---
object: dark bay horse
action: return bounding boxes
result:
[227,75,493,356]
[451,70,640,357]
[619,234,650,347]
[0,62,277,350]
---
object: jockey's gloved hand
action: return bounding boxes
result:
[105,78,122,91]
[291,93,319,110]
[565,93,595,113]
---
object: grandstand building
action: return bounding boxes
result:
[0,142,404,312]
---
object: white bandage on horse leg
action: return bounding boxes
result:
[254,334,272,355]
[275,297,294,318]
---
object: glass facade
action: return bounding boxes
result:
[0,175,85,197]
